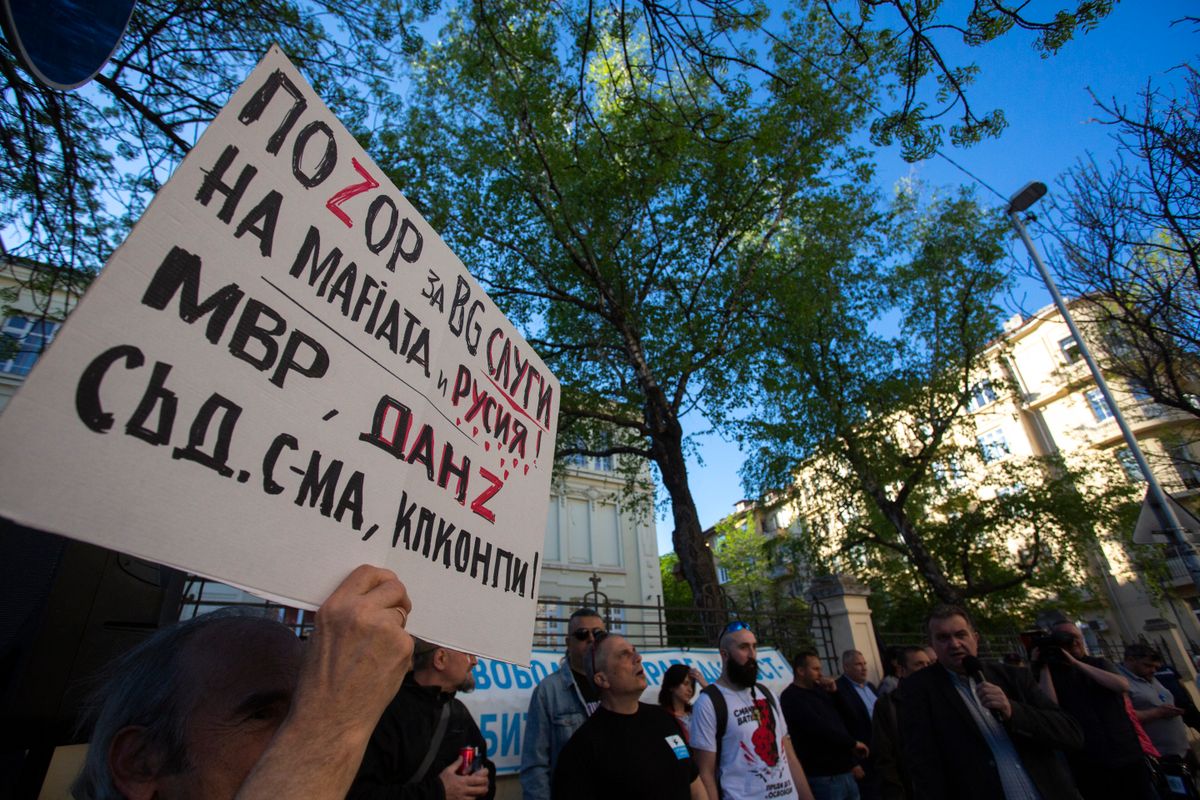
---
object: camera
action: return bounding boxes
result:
[1029,629,1077,664]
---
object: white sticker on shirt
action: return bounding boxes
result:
[665,734,689,760]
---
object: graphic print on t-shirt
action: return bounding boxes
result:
[732,696,780,767]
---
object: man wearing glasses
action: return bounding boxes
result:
[691,621,815,800]
[551,632,707,799]
[520,607,606,800]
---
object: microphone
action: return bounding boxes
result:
[962,655,1005,723]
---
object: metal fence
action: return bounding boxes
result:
[877,628,1184,671]
[179,576,836,670]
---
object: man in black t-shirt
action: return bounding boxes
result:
[552,633,705,800]
[781,650,868,799]
[1035,622,1156,800]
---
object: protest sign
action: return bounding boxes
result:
[0,46,558,664]
[460,647,795,774]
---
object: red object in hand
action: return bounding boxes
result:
[456,746,477,775]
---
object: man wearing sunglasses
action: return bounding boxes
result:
[551,633,707,799]
[520,608,606,800]
[692,621,815,800]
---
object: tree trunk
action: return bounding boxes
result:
[645,392,724,636]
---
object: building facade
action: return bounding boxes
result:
[708,300,1200,661]
[0,258,87,412]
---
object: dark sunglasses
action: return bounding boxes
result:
[723,621,752,635]
[571,626,607,642]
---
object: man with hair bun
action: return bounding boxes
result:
[690,621,814,800]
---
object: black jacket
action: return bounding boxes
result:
[896,662,1083,800]
[348,673,496,800]
[835,674,876,745]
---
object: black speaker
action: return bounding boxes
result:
[0,520,185,795]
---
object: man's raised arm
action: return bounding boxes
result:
[236,565,414,799]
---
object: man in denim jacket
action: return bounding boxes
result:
[519,608,606,799]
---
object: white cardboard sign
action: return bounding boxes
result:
[0,47,558,665]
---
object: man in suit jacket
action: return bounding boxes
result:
[896,605,1083,800]
[836,650,879,800]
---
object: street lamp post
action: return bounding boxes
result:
[1006,181,1200,594]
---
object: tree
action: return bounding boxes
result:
[821,0,1114,160]
[1049,66,1200,446]
[0,0,426,275]
[710,510,807,616]
[0,0,1114,282]
[740,185,1137,623]
[385,0,874,618]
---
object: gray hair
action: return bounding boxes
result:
[841,649,864,665]
[71,609,290,800]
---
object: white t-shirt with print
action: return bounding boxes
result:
[690,682,799,800]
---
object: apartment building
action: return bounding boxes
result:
[709,300,1200,652]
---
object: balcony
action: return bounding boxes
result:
[1165,542,1200,590]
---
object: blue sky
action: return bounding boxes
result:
[654,2,1199,555]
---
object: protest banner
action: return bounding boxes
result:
[460,647,795,773]
[0,46,558,664]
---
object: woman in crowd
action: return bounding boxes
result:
[658,663,706,741]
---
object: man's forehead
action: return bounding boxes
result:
[182,621,301,706]
[930,615,972,634]
[728,630,756,646]
[605,635,633,655]
[569,615,603,631]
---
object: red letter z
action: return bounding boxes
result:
[471,467,503,523]
[326,157,379,228]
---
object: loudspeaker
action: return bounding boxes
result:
[0,520,185,747]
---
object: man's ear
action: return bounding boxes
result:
[108,726,164,800]
[432,647,449,670]
[593,671,611,690]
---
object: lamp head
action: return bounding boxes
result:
[1007,182,1047,214]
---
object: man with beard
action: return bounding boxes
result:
[348,639,494,799]
[691,622,815,800]
[552,633,707,799]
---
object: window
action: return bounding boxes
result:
[562,433,614,471]
[966,380,998,412]
[1130,381,1162,418]
[716,563,731,584]
[977,429,1010,463]
[1086,389,1114,422]
[1170,444,1200,490]
[608,604,626,634]
[0,316,61,376]
[1116,448,1146,482]
[1059,335,1082,364]
[933,457,966,486]
[535,599,565,643]
[1130,381,1154,404]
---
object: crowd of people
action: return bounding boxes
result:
[66,566,1200,800]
